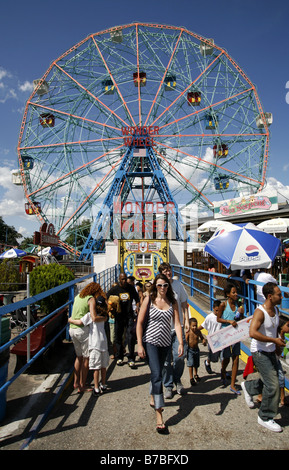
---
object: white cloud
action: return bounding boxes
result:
[0,67,33,104]
[265,176,289,202]
[18,81,34,93]
[0,166,16,189]
[0,68,10,81]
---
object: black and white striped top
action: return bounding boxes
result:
[143,303,174,347]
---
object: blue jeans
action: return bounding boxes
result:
[245,351,280,421]
[163,329,186,389]
[145,342,170,409]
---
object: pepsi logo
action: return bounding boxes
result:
[215,228,226,237]
[245,245,259,257]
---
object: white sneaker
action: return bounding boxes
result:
[258,417,282,432]
[241,381,254,408]
[176,382,185,395]
[164,387,173,399]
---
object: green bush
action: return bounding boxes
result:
[0,260,21,291]
[30,264,75,314]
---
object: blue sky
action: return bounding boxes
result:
[0,0,288,240]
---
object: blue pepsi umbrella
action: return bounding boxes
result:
[204,222,281,270]
[0,248,27,259]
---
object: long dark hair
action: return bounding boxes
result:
[150,273,175,304]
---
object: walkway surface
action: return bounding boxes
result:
[1,338,289,451]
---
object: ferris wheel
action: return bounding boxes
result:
[17,22,271,258]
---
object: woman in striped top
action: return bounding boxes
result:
[137,274,184,433]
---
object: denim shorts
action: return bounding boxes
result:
[187,347,200,368]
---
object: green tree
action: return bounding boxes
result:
[30,264,75,314]
[19,236,34,251]
[0,259,21,291]
[65,219,91,250]
[0,216,22,247]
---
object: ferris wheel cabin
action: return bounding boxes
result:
[33,79,49,96]
[25,202,41,215]
[187,91,201,106]
[256,112,273,129]
[102,79,115,95]
[133,72,147,87]
[11,170,22,186]
[214,175,229,190]
[205,113,218,130]
[213,143,228,158]
[110,29,123,43]
[200,38,215,57]
[40,113,55,128]
[164,75,176,91]
[22,156,34,170]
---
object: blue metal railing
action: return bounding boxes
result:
[0,265,120,399]
[171,264,289,317]
[171,263,289,391]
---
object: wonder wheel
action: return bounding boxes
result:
[17,23,271,258]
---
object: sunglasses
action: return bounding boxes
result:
[156,283,169,288]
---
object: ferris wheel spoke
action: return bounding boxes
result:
[154,148,214,208]
[56,155,124,235]
[149,51,224,128]
[28,102,121,134]
[144,29,183,127]
[91,36,136,127]
[20,135,123,152]
[54,63,131,128]
[135,24,142,126]
[154,139,261,186]
[158,86,253,134]
[27,144,125,198]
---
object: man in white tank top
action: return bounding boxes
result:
[241,282,285,432]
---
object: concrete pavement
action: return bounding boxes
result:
[1,338,289,451]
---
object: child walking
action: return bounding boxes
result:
[186,317,206,385]
[199,300,221,374]
[217,282,244,394]
[69,296,109,396]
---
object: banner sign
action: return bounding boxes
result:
[207,316,253,353]
[34,223,59,246]
[213,191,278,219]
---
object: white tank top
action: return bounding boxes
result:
[251,305,279,353]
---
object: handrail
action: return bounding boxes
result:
[171,263,289,318]
[171,263,289,391]
[0,265,120,399]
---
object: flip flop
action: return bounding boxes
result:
[156,423,167,434]
[230,387,241,395]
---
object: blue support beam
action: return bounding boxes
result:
[79,145,185,260]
